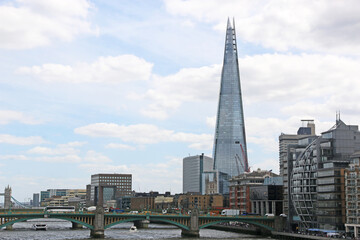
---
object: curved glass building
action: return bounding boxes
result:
[291,137,318,229]
[290,119,360,231]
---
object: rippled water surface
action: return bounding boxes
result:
[0,219,272,240]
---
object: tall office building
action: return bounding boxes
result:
[290,118,360,231]
[183,154,214,194]
[89,173,132,206]
[33,193,40,207]
[279,120,316,218]
[213,19,248,194]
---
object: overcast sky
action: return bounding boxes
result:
[1,0,360,201]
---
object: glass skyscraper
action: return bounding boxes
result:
[213,19,248,194]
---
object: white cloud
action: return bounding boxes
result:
[5,143,112,164]
[137,64,221,119]
[0,153,82,163]
[84,150,112,163]
[60,141,87,147]
[135,53,360,120]
[0,134,47,145]
[79,163,129,173]
[245,116,337,153]
[106,143,136,151]
[0,110,42,125]
[251,158,279,174]
[0,155,28,160]
[164,0,360,54]
[24,142,115,164]
[247,136,278,153]
[8,175,89,201]
[33,155,82,163]
[206,116,216,128]
[28,146,76,155]
[27,141,86,155]
[0,0,96,49]
[18,55,153,83]
[79,156,182,193]
[75,123,213,150]
[188,142,212,150]
[239,54,360,105]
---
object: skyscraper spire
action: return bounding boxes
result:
[213,19,248,194]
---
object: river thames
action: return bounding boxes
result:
[0,219,273,240]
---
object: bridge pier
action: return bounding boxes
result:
[90,228,104,238]
[255,227,271,236]
[91,207,105,238]
[134,220,150,229]
[181,229,200,238]
[274,216,286,232]
[5,224,13,230]
[71,222,83,229]
[91,185,105,238]
[181,209,200,238]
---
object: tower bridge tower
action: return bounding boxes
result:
[1,185,12,209]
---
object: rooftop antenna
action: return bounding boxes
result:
[336,110,341,122]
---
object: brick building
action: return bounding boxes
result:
[177,193,223,210]
[229,169,278,214]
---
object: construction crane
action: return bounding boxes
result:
[239,143,250,173]
[234,154,242,175]
[234,144,250,175]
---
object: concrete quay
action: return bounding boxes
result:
[208,225,339,240]
[271,231,340,240]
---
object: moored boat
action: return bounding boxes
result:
[33,223,47,231]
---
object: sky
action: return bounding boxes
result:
[1,0,360,202]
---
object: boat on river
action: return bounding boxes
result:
[32,223,47,231]
[129,225,137,232]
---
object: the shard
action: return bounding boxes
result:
[213,19,248,194]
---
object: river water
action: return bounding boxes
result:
[0,219,273,240]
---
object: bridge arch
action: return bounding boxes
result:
[104,217,190,231]
[199,219,274,232]
[105,217,145,229]
[0,216,94,230]
[149,218,190,231]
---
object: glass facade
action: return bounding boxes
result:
[183,154,214,193]
[90,173,132,206]
[291,138,319,229]
[213,19,247,194]
[291,119,360,231]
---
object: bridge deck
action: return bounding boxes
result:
[0,211,276,232]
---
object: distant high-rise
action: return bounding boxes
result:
[213,19,248,194]
[183,154,214,194]
[89,173,132,206]
[33,193,40,207]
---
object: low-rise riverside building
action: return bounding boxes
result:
[229,169,278,214]
[250,177,283,216]
[40,189,86,208]
[130,191,172,211]
[177,193,223,211]
[131,196,155,210]
[154,196,174,210]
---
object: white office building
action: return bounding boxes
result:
[183,154,214,194]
